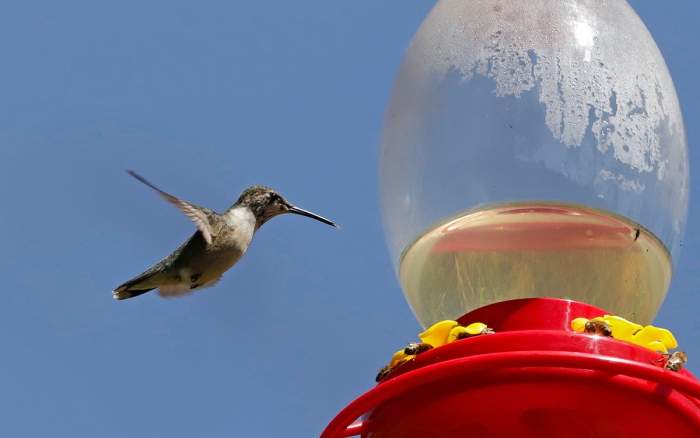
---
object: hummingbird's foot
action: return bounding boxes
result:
[158,276,222,297]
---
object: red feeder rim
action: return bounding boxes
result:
[321,298,700,438]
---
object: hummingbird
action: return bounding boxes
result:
[113,171,338,300]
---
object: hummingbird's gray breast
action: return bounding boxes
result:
[176,207,257,286]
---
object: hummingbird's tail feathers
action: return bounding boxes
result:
[113,288,155,300]
[112,268,166,300]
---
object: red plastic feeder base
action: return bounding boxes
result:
[321,298,700,438]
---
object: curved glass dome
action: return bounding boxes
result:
[379,0,689,328]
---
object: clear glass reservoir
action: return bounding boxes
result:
[379,0,689,328]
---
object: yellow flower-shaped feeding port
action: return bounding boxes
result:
[571,315,678,354]
[629,325,678,354]
[418,320,494,347]
[389,349,414,368]
[418,320,460,347]
[376,320,495,382]
[464,322,490,335]
[598,315,643,340]
[449,322,492,342]
[571,318,588,333]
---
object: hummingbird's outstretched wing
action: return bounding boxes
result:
[127,171,216,245]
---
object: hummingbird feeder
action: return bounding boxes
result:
[323,0,698,436]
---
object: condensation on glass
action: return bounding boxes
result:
[379,0,689,328]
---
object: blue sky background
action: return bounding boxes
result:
[0,1,697,436]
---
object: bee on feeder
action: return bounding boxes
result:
[584,320,613,337]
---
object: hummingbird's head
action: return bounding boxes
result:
[235,185,339,230]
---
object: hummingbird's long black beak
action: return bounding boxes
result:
[288,206,339,228]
